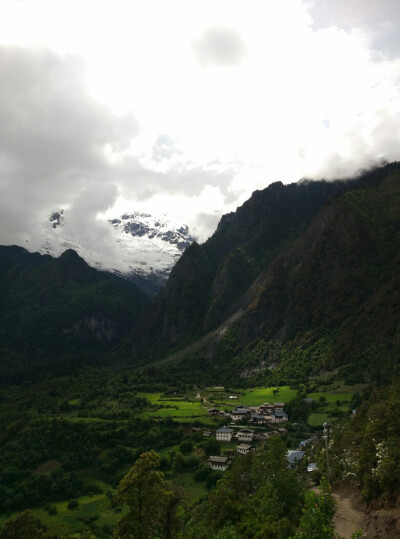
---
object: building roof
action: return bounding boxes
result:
[299,438,314,449]
[307,462,318,472]
[216,427,234,433]
[286,450,305,465]
[274,402,285,407]
[274,411,288,417]
[232,409,250,415]
[237,443,252,450]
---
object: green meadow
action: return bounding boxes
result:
[138,392,209,422]
[205,385,298,408]
[0,482,127,538]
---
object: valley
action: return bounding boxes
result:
[1,163,400,537]
[0,363,361,537]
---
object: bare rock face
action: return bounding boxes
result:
[62,316,117,343]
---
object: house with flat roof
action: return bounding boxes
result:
[208,456,231,471]
[236,443,256,455]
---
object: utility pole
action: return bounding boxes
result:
[323,422,330,479]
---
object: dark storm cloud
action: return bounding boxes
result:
[192,25,247,68]
[308,0,400,58]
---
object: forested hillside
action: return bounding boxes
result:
[127,163,400,387]
[0,247,150,385]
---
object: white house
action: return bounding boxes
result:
[216,426,234,442]
[250,412,266,424]
[231,406,251,422]
[236,443,256,455]
[237,428,254,442]
[272,411,288,423]
[208,456,231,471]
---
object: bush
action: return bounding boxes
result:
[194,465,212,482]
[67,499,79,510]
[206,471,223,490]
[180,440,193,454]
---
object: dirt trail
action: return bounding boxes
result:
[333,491,364,538]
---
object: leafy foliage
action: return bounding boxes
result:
[113,450,170,539]
[185,438,306,538]
[329,379,400,500]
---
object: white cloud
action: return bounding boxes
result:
[0,0,399,257]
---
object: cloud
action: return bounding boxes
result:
[0,44,235,257]
[0,45,139,250]
[308,0,400,58]
[1,1,400,267]
[192,25,247,68]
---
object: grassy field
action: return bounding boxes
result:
[0,481,127,537]
[305,390,354,426]
[239,386,297,406]
[137,386,299,421]
[308,413,330,426]
[175,472,208,503]
[207,386,298,407]
[137,392,209,422]
[307,392,352,403]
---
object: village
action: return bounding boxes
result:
[201,400,317,473]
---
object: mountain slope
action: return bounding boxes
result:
[128,163,400,385]
[130,163,398,358]
[0,246,150,384]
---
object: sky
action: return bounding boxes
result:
[0,0,400,262]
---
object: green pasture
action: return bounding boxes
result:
[138,392,208,421]
[0,481,126,537]
[137,392,164,403]
[307,392,352,403]
[175,472,208,503]
[208,386,298,407]
[308,413,330,426]
[306,390,353,426]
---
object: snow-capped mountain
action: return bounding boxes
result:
[40,210,196,296]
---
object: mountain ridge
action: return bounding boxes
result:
[126,163,400,386]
